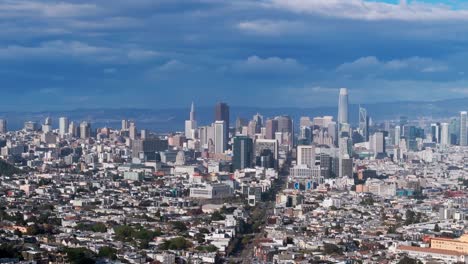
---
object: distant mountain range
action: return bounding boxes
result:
[0,97,467,132]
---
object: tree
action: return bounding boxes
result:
[211,211,226,221]
[398,256,421,264]
[323,243,343,255]
[434,223,441,232]
[171,221,188,233]
[64,248,96,264]
[98,247,117,260]
[159,237,192,250]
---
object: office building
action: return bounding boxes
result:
[132,138,169,160]
[215,102,229,144]
[185,102,197,139]
[441,123,450,147]
[214,120,227,154]
[253,113,263,133]
[233,136,253,170]
[121,119,129,131]
[59,117,69,137]
[359,106,369,141]
[370,132,385,156]
[395,126,401,146]
[338,88,348,125]
[265,119,278,140]
[431,123,441,143]
[460,111,467,146]
[79,121,91,139]
[24,121,39,131]
[297,145,316,168]
[0,119,6,133]
[235,117,247,134]
[129,122,137,140]
[255,139,278,168]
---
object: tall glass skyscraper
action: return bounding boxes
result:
[338,88,348,125]
[460,111,467,146]
[359,106,369,141]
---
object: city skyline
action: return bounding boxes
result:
[1,0,468,110]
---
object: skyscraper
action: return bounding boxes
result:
[42,117,52,133]
[440,122,450,147]
[59,117,69,137]
[214,120,226,154]
[431,123,441,143]
[215,102,229,144]
[370,132,385,156]
[121,120,129,131]
[233,136,253,170]
[80,121,91,139]
[0,119,6,133]
[185,102,197,139]
[460,111,467,146]
[129,121,137,140]
[69,121,78,137]
[338,88,349,125]
[265,119,278,140]
[359,106,369,141]
[395,125,401,146]
[297,145,316,168]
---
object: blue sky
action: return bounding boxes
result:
[2,0,468,110]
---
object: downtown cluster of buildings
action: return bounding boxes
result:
[0,88,468,263]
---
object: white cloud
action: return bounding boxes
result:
[156,60,189,72]
[263,0,468,21]
[0,41,159,63]
[127,49,159,61]
[0,0,99,18]
[232,55,306,74]
[237,19,305,35]
[337,56,448,74]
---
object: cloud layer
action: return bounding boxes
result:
[0,0,468,111]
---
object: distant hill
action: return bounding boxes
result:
[0,97,467,132]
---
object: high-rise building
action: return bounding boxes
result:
[42,117,52,133]
[24,121,39,131]
[235,117,247,134]
[255,139,278,168]
[129,121,137,140]
[59,117,69,137]
[276,116,292,133]
[69,121,78,137]
[338,88,349,125]
[297,145,316,168]
[121,120,129,131]
[431,123,441,143]
[440,123,450,147]
[265,119,278,140]
[215,102,229,144]
[359,106,369,141]
[370,132,385,156]
[299,126,312,145]
[214,120,226,154]
[185,102,197,139]
[79,121,91,139]
[247,120,257,138]
[132,138,169,160]
[0,119,6,133]
[253,113,263,133]
[395,126,401,146]
[460,111,467,146]
[233,136,253,170]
